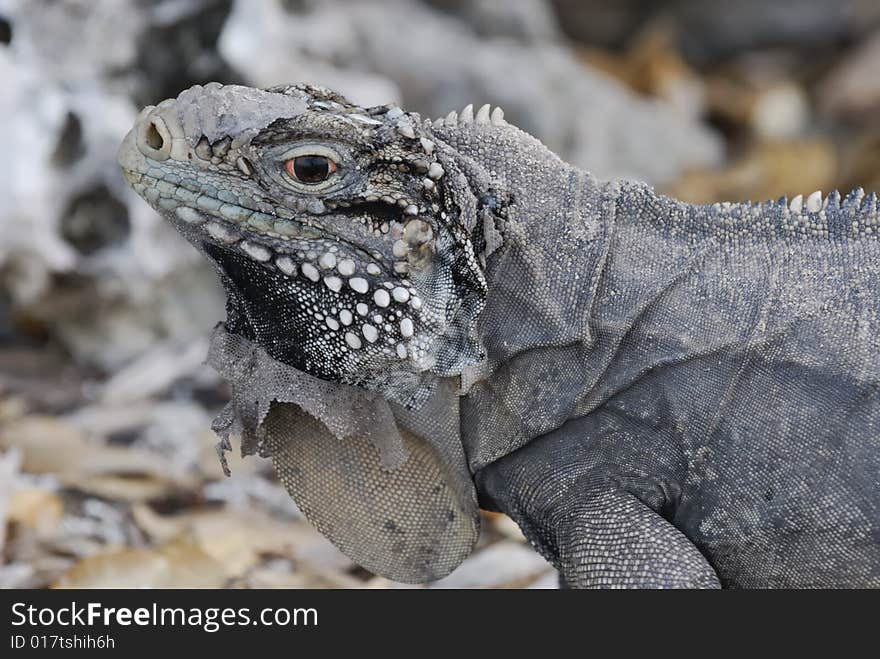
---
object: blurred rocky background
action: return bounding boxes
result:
[1,0,879,588]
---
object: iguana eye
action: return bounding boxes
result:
[285,155,337,183]
[277,144,344,192]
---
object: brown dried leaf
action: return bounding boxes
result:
[238,566,312,589]
[487,512,527,543]
[428,541,553,589]
[0,416,195,501]
[54,535,227,588]
[8,489,64,536]
[131,504,338,578]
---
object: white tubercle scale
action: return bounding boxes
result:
[392,287,410,303]
[392,240,409,257]
[337,259,356,276]
[240,241,271,262]
[397,121,416,139]
[323,276,343,293]
[318,252,337,269]
[206,221,238,244]
[301,263,320,282]
[362,324,379,343]
[374,289,390,307]
[175,206,203,224]
[275,256,296,276]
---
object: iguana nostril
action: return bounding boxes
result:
[136,114,172,160]
[145,122,164,150]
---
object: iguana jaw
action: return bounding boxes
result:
[118,82,488,401]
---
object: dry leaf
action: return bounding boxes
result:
[238,566,312,589]
[428,541,553,589]
[486,512,527,543]
[8,489,64,536]
[54,535,227,588]
[0,416,196,501]
[131,504,340,579]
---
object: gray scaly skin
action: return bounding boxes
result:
[119,83,880,588]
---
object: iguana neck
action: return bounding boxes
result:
[460,169,617,469]
[474,167,614,360]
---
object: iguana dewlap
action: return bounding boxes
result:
[118,83,880,588]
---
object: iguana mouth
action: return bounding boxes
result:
[121,168,402,274]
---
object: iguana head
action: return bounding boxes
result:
[118,82,502,405]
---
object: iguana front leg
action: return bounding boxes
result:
[475,425,721,589]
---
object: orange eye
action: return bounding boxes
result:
[285,155,337,183]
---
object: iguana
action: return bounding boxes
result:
[118,82,880,588]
